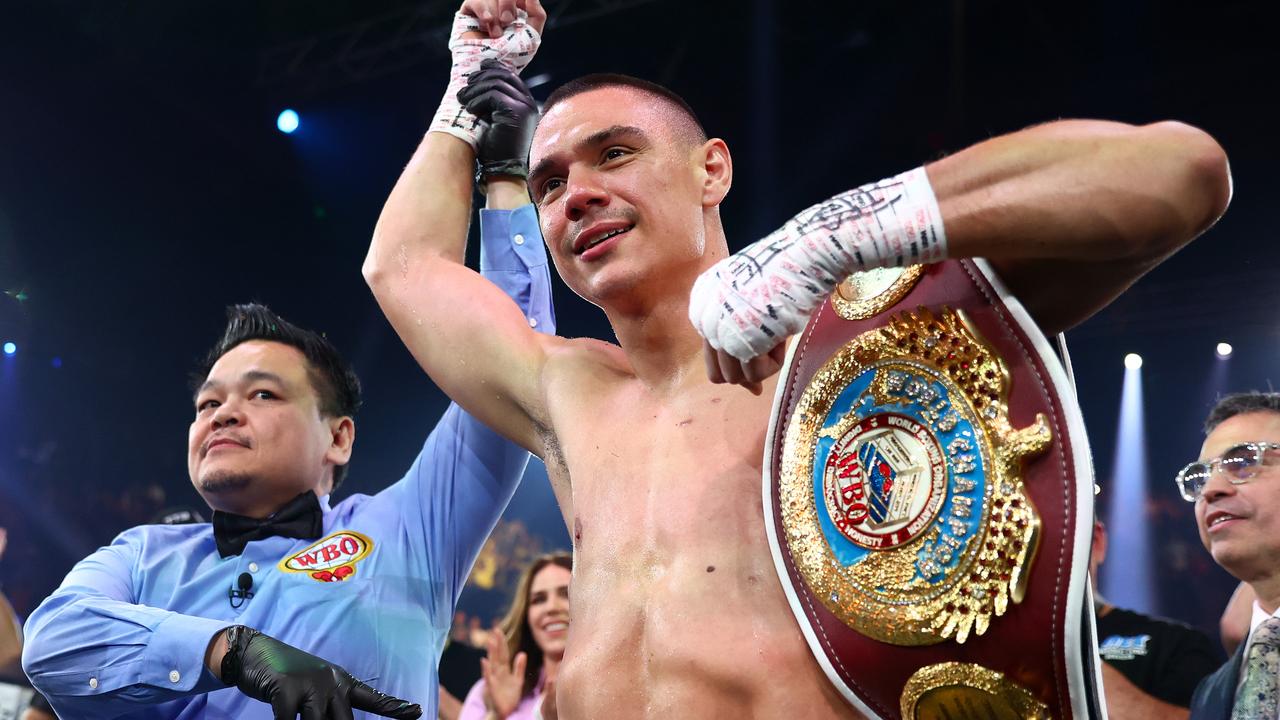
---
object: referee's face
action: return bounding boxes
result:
[188,340,354,517]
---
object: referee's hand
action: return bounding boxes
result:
[218,625,422,720]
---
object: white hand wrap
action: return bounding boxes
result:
[690,167,947,361]
[428,10,541,148]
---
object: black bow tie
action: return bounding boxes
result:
[213,491,324,558]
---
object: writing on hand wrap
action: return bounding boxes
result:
[690,167,947,361]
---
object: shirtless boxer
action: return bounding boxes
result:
[364,4,1231,715]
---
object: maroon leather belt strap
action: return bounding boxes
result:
[764,259,1103,719]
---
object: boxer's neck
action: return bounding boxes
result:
[605,292,705,391]
[603,215,728,389]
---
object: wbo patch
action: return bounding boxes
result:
[278,530,374,582]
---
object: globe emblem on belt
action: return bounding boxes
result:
[821,413,947,551]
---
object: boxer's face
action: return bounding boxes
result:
[529,86,718,305]
[1194,411,1280,583]
[526,562,571,660]
[188,340,352,516]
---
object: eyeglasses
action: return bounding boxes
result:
[1175,442,1280,502]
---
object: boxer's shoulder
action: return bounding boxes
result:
[544,336,632,383]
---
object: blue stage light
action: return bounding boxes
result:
[1102,357,1155,613]
[277,109,300,134]
[2,342,15,356]
[51,356,63,368]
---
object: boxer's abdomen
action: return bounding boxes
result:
[549,377,866,719]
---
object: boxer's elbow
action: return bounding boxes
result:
[1127,121,1231,260]
[361,247,387,293]
[1154,120,1231,230]
[362,227,394,292]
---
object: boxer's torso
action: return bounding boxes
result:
[538,340,863,719]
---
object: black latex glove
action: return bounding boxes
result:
[220,625,422,720]
[457,58,539,182]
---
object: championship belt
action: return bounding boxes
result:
[764,259,1104,719]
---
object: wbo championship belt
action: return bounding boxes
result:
[764,259,1104,719]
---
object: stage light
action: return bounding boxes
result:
[51,356,62,368]
[276,109,300,134]
[2,342,15,356]
[1103,355,1156,614]
[1124,353,1143,370]
[1216,342,1233,358]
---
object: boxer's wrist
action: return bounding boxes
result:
[428,10,540,148]
[689,167,948,361]
[794,166,947,275]
[484,176,530,209]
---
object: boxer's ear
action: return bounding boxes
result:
[698,138,733,208]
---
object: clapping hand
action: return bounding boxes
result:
[479,623,526,719]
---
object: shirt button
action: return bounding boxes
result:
[248,562,259,573]
[88,677,98,689]
[513,234,525,245]
[528,317,538,328]
[169,670,181,683]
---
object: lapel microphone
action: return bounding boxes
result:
[228,572,255,609]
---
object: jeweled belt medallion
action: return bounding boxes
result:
[779,306,1052,645]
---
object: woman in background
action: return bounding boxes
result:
[459,552,571,720]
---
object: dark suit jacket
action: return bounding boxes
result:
[1190,642,1246,720]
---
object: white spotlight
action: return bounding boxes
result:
[277,109,300,134]
[1216,342,1233,358]
[1124,353,1143,370]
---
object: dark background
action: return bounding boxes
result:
[0,0,1274,644]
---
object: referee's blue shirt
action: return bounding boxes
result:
[22,205,554,720]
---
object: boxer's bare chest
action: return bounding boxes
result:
[545,360,775,558]
[539,358,861,718]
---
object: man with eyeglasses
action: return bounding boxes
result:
[1176,391,1280,719]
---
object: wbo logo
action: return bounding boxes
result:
[278,530,374,583]
[822,412,947,551]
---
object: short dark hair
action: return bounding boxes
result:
[542,73,708,146]
[1204,391,1280,433]
[192,303,362,490]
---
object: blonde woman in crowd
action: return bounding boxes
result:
[460,553,571,720]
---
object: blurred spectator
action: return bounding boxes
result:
[460,553,571,720]
[468,616,491,650]
[0,529,23,677]
[21,691,55,720]
[1093,519,1221,718]
[451,611,471,645]
[438,638,485,720]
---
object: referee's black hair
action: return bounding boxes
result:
[192,303,362,490]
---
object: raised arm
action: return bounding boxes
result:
[927,119,1230,331]
[691,119,1231,381]
[364,1,555,454]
